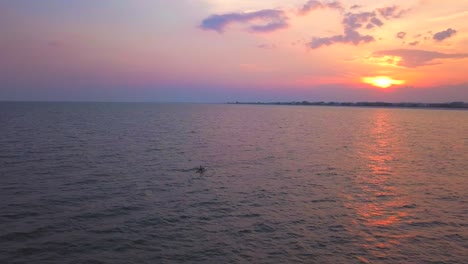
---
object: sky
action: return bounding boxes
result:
[1,0,468,102]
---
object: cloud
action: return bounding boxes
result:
[299,0,343,15]
[433,28,457,41]
[308,5,408,49]
[200,3,409,49]
[310,33,374,48]
[309,11,378,48]
[200,9,288,33]
[373,49,468,68]
[350,5,362,9]
[377,6,408,19]
[343,11,376,29]
[408,41,419,46]
[396,32,406,39]
[370,17,383,27]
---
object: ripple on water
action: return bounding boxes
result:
[1,103,467,263]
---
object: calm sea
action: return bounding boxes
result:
[0,102,467,263]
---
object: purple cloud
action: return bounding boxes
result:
[373,49,468,68]
[433,28,457,41]
[308,4,410,49]
[343,11,376,29]
[396,32,406,39]
[310,31,374,48]
[299,0,343,15]
[200,9,288,33]
[377,6,408,19]
[309,11,378,48]
[370,17,383,27]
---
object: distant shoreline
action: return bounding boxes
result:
[227,101,468,109]
[0,101,466,109]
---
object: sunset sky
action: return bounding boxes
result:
[1,0,467,102]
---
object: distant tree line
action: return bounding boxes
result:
[229,101,468,109]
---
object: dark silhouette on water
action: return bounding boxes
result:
[196,166,207,174]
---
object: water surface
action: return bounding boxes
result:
[1,103,467,263]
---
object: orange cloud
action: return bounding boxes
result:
[372,49,468,68]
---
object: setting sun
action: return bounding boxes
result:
[362,76,406,89]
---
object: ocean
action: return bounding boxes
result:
[0,102,467,263]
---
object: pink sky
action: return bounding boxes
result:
[1,0,467,102]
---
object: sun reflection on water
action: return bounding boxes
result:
[347,110,413,261]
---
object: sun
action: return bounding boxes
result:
[362,76,405,89]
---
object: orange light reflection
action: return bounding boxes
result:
[346,110,413,260]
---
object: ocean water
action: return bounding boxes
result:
[0,102,467,263]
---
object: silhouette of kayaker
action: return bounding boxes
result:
[196,166,206,174]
